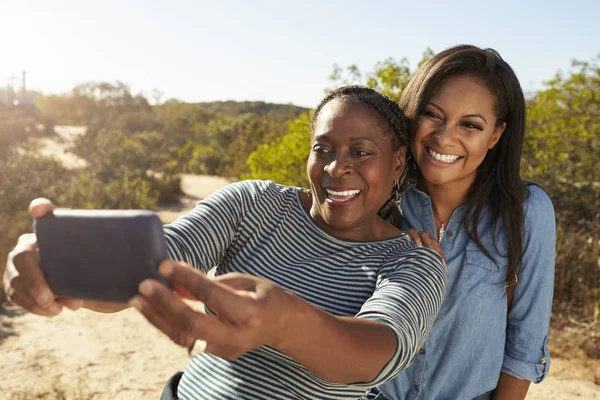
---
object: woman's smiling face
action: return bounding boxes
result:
[307,99,405,241]
[411,74,506,193]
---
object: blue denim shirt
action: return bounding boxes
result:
[379,185,555,400]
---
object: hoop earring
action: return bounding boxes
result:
[390,178,402,205]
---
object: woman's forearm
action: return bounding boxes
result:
[275,292,398,384]
[492,372,530,400]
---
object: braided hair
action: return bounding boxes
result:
[311,85,415,227]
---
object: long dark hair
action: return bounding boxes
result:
[312,85,415,227]
[400,45,527,285]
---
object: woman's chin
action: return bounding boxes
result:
[418,169,477,191]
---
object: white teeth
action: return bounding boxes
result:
[326,189,361,197]
[428,147,460,163]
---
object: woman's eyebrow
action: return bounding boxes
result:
[312,134,331,141]
[428,102,488,124]
[350,137,377,143]
[427,102,445,114]
[463,113,488,124]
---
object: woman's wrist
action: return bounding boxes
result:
[270,290,321,352]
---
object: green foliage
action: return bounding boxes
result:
[186,144,223,175]
[244,113,311,187]
[220,115,289,178]
[68,171,159,210]
[522,56,600,184]
[36,81,151,128]
[152,175,183,204]
[112,111,163,134]
[193,100,307,121]
[519,57,600,322]
[549,182,600,321]
[327,48,434,102]
[0,151,73,216]
[0,105,53,155]
[364,58,412,103]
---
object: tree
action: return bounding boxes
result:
[36,81,151,127]
[244,113,312,187]
[522,56,600,321]
[522,56,600,184]
[327,48,434,102]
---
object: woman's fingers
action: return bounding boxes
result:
[214,273,259,292]
[141,262,290,359]
[158,261,251,321]
[133,278,232,348]
[406,229,446,268]
[4,198,78,317]
[418,232,447,269]
[130,293,195,348]
[407,229,422,246]
[4,233,63,315]
[28,198,54,219]
[171,281,199,301]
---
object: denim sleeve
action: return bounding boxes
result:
[501,185,555,383]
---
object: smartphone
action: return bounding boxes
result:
[35,209,169,303]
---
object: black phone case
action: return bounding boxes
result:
[35,209,169,303]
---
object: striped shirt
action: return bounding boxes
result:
[164,180,446,400]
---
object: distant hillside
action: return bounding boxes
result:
[192,100,309,121]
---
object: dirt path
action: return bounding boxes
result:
[155,174,230,224]
[3,134,597,399]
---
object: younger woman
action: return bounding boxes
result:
[376,45,556,400]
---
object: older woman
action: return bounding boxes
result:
[5,86,446,399]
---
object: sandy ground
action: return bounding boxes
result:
[1,134,597,399]
[1,299,598,400]
[30,126,88,169]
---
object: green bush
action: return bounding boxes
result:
[243,113,311,187]
[545,182,600,323]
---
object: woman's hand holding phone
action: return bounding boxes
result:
[3,198,82,316]
[3,198,170,316]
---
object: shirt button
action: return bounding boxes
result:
[536,377,542,383]
[540,356,547,364]
[413,384,420,392]
[446,231,453,238]
[418,348,426,354]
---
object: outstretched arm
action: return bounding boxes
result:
[132,252,445,385]
[131,261,396,383]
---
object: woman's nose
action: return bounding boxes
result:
[325,153,353,177]
[432,124,458,146]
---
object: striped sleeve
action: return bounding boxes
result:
[163,180,271,272]
[354,246,446,388]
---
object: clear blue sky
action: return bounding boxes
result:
[1,0,598,107]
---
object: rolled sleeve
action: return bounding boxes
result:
[502,335,550,382]
[502,185,555,383]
